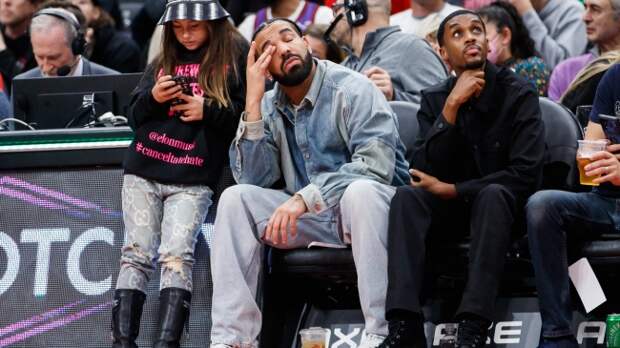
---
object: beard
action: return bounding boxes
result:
[464,58,486,70]
[272,51,314,87]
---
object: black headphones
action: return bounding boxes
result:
[32,8,86,55]
[344,0,368,27]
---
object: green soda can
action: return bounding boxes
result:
[608,314,620,348]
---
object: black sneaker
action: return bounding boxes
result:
[377,319,426,348]
[455,318,490,348]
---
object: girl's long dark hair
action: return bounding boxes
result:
[154,18,244,108]
[478,1,538,60]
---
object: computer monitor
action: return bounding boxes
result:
[12,73,142,129]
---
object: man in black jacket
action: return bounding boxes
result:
[379,10,545,348]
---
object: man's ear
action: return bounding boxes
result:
[302,35,313,55]
[439,46,449,65]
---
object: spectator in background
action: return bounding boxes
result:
[463,0,493,9]
[526,62,620,348]
[380,10,544,348]
[329,0,448,104]
[129,0,165,52]
[237,0,333,41]
[479,1,550,95]
[224,0,266,24]
[548,0,620,101]
[71,0,141,72]
[390,0,461,38]
[13,8,117,78]
[92,0,121,29]
[561,50,620,113]
[0,0,44,91]
[39,0,85,23]
[507,0,587,69]
[304,23,344,62]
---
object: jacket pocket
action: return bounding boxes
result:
[476,133,509,174]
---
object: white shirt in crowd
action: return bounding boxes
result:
[390,2,462,38]
[237,0,334,41]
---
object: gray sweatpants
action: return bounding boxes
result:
[116,174,213,293]
[210,180,395,347]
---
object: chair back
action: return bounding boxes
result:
[538,97,584,190]
[389,101,420,163]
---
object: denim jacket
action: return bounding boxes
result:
[231,60,410,214]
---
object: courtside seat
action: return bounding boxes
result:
[263,98,620,320]
[259,98,620,347]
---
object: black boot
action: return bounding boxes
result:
[455,315,491,348]
[111,289,146,348]
[153,287,192,348]
[378,312,426,348]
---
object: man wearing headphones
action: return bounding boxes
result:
[328,0,447,104]
[13,7,116,79]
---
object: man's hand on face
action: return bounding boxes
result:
[410,169,457,199]
[508,0,535,15]
[364,66,394,101]
[263,194,308,245]
[443,69,485,124]
[245,41,275,122]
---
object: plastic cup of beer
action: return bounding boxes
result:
[577,139,608,186]
[299,327,328,348]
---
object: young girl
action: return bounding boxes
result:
[111,1,247,347]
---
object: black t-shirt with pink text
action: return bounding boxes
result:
[123,40,248,187]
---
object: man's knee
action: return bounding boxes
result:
[388,185,436,215]
[525,190,568,229]
[341,179,385,208]
[526,190,565,213]
[218,184,260,210]
[476,184,515,206]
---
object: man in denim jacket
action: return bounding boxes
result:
[209,18,410,348]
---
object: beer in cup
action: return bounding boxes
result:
[577,139,608,186]
[299,327,328,348]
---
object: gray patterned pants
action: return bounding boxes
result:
[115,174,213,293]
[210,180,395,347]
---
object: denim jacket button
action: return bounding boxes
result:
[304,153,310,159]
[438,122,444,129]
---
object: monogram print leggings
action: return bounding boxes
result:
[115,174,213,293]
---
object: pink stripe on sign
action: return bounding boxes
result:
[0,301,112,347]
[0,176,118,215]
[0,301,84,338]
